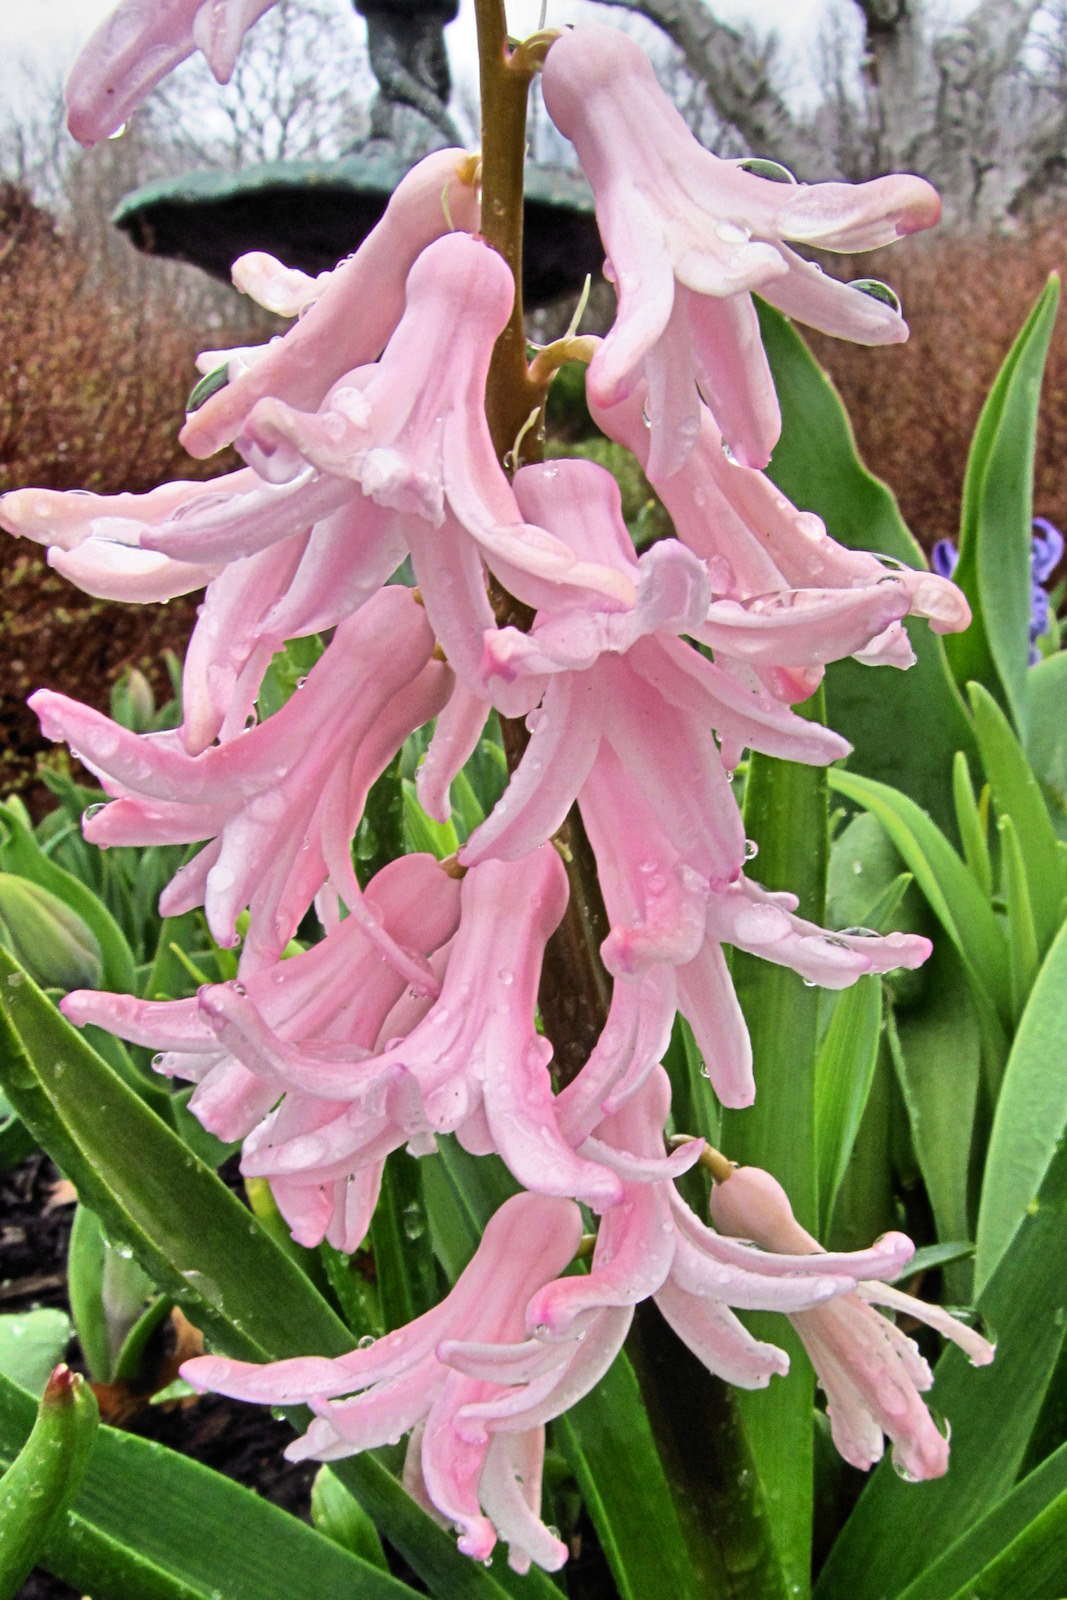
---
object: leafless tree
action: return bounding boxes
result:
[607,0,1067,221]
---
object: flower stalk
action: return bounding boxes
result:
[475,0,612,1084]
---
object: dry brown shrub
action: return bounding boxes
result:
[807,216,1067,554]
[0,185,257,800]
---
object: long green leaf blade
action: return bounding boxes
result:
[0,1366,98,1599]
[828,768,1011,1030]
[721,714,827,1599]
[0,1370,416,1600]
[756,300,974,834]
[815,976,881,1233]
[975,917,1067,1292]
[946,276,1059,735]
[969,681,1066,953]
[815,1111,1067,1599]
[895,1442,1067,1600]
[0,947,351,1364]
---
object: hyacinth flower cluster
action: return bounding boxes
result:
[1,8,995,1573]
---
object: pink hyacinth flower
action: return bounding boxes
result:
[530,1069,915,1389]
[31,586,450,972]
[542,24,939,476]
[462,458,930,1109]
[181,149,481,461]
[593,385,971,672]
[222,232,636,694]
[709,1165,994,1478]
[200,846,627,1213]
[67,0,279,145]
[183,1192,628,1570]
[0,475,232,603]
[62,855,462,1249]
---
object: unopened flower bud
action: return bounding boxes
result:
[0,875,103,990]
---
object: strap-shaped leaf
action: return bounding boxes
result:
[0,950,568,1600]
[0,1366,98,1599]
[828,768,1011,1033]
[976,917,1067,1292]
[0,1369,415,1600]
[887,942,980,1271]
[947,276,1060,737]
[0,946,351,1365]
[969,681,1066,956]
[815,976,881,1234]
[815,1111,1067,1599]
[756,299,974,836]
[1027,650,1067,840]
[894,1442,1067,1600]
[721,712,826,1598]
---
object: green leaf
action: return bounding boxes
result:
[975,917,1067,1292]
[969,680,1066,954]
[0,800,136,993]
[815,1109,1067,1600]
[328,1455,563,1600]
[886,941,981,1264]
[0,956,572,1600]
[68,1203,113,1383]
[0,1370,416,1600]
[721,698,827,1598]
[756,298,974,834]
[828,768,1012,1035]
[423,1140,707,1600]
[403,779,459,858]
[952,751,992,900]
[556,1345,718,1600]
[999,813,1040,1018]
[0,1310,72,1397]
[0,1366,98,1600]
[947,276,1060,736]
[815,976,881,1233]
[943,1488,1067,1600]
[0,947,351,1365]
[895,1442,1067,1600]
[311,1465,389,1570]
[355,752,406,889]
[896,1241,974,1282]
[1027,649,1067,839]
[370,1149,438,1331]
[256,634,324,722]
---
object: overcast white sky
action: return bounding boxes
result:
[1,0,837,109]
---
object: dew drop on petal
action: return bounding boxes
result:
[738,156,798,184]
[851,278,903,315]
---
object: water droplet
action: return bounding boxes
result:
[358,1334,377,1349]
[497,968,514,987]
[744,839,759,861]
[840,926,879,938]
[108,120,128,140]
[186,363,229,413]
[802,977,817,988]
[84,802,107,822]
[295,676,307,689]
[244,708,259,731]
[151,1052,166,1071]
[721,440,740,465]
[852,278,902,315]
[738,155,798,184]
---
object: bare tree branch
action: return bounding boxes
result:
[598,0,841,177]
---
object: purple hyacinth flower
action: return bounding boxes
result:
[1030,517,1063,662]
